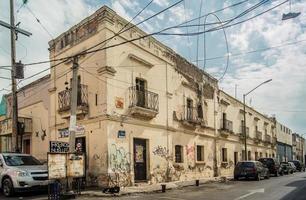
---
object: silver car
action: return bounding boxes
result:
[0,153,50,197]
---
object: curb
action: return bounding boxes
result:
[80,176,233,197]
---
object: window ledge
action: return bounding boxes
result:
[195,161,206,165]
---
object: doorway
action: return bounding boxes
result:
[23,139,31,154]
[134,138,147,182]
[135,78,147,108]
[234,152,238,165]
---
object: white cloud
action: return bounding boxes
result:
[154,0,169,7]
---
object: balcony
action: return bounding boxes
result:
[254,131,262,143]
[271,137,277,148]
[264,134,271,145]
[220,119,233,137]
[239,126,249,140]
[176,105,204,128]
[58,84,89,116]
[128,86,159,119]
[0,117,32,136]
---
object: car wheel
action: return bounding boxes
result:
[234,176,239,181]
[256,173,261,181]
[2,178,14,197]
[275,171,279,177]
[265,172,270,179]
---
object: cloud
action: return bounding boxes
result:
[154,0,169,7]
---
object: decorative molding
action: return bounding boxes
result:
[128,53,154,68]
[220,99,230,106]
[97,66,117,76]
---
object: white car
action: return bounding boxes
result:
[0,153,50,197]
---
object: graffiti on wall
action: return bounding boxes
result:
[186,144,195,169]
[153,145,171,160]
[108,144,132,187]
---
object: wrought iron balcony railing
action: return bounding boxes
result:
[129,86,159,112]
[180,105,204,124]
[58,84,88,112]
[256,131,263,140]
[239,126,249,138]
[220,119,233,132]
[265,134,271,143]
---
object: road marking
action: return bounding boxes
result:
[234,188,265,200]
[159,197,186,200]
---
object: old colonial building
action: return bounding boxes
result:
[292,133,304,162]
[0,6,280,187]
[0,75,50,160]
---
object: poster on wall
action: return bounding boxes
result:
[135,145,144,163]
[48,153,67,179]
[67,153,85,178]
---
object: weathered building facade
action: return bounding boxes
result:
[0,6,280,187]
[276,122,293,162]
[0,75,50,160]
[292,133,304,162]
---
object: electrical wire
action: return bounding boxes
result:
[25,5,54,39]
[5,0,249,68]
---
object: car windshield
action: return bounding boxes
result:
[237,162,254,167]
[259,158,273,165]
[3,155,42,166]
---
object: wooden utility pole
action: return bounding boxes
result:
[68,56,79,153]
[10,0,19,152]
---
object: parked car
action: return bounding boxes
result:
[288,160,305,172]
[0,153,49,197]
[258,158,283,176]
[234,161,270,181]
[281,162,294,174]
[288,161,297,172]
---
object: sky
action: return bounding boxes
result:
[0,0,305,134]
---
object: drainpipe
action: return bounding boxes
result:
[165,62,170,182]
[213,88,218,177]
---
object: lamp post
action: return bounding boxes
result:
[243,79,272,160]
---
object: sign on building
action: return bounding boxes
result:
[48,153,67,179]
[47,153,85,180]
[49,141,69,153]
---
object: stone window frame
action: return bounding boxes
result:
[196,145,204,162]
[221,148,228,162]
[174,145,183,163]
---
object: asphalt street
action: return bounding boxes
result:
[1,172,306,200]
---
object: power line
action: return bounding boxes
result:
[25,5,54,39]
[5,0,248,68]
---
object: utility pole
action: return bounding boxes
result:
[68,56,79,153]
[10,0,18,152]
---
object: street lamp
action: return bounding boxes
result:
[243,79,272,160]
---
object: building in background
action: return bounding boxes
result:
[276,122,293,162]
[0,75,50,160]
[292,133,305,163]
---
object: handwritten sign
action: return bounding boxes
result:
[49,141,69,153]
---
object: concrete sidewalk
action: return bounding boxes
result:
[81,176,233,198]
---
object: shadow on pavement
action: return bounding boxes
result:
[280,179,306,200]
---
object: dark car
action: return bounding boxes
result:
[281,162,294,174]
[258,158,283,176]
[289,160,305,172]
[234,161,270,181]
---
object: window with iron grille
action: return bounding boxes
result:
[197,145,204,161]
[175,145,183,163]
